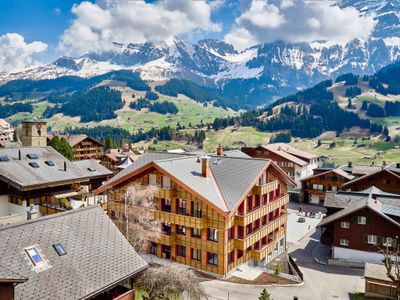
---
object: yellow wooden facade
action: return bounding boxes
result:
[107,168,289,276]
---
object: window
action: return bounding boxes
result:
[162,176,171,188]
[228,226,235,240]
[191,228,201,238]
[339,239,349,246]
[355,216,368,225]
[177,225,186,235]
[207,252,218,266]
[26,153,38,159]
[53,243,66,256]
[161,198,171,212]
[26,247,44,266]
[228,251,234,264]
[367,234,378,245]
[176,245,186,257]
[149,174,157,186]
[383,237,393,247]
[177,199,186,215]
[45,160,55,166]
[191,201,202,218]
[192,249,201,261]
[208,228,218,242]
[149,243,157,255]
[87,167,96,172]
[162,223,171,235]
[340,221,350,229]
[29,162,39,168]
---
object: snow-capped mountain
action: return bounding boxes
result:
[2,0,400,103]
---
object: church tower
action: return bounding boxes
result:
[19,120,47,147]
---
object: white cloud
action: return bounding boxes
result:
[58,0,221,56]
[225,0,376,50]
[0,33,47,70]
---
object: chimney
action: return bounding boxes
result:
[348,161,352,168]
[200,155,210,178]
[18,150,21,160]
[397,163,400,169]
[217,144,224,156]
[64,161,67,171]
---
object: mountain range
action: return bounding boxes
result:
[1,0,400,106]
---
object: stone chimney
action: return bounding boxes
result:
[217,144,224,156]
[200,155,210,178]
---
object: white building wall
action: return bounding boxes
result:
[333,246,383,263]
[0,195,9,217]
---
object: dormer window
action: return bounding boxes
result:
[29,162,39,168]
[26,247,44,266]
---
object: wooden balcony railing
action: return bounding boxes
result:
[250,228,286,260]
[158,234,176,246]
[156,187,176,199]
[234,213,287,250]
[235,194,289,226]
[252,180,279,195]
[154,210,204,229]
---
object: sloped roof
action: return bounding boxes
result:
[0,147,97,191]
[260,144,309,166]
[0,265,27,283]
[319,189,400,228]
[96,152,296,213]
[301,167,355,182]
[0,206,147,300]
[72,159,113,178]
[341,163,400,188]
[364,262,395,282]
[223,150,251,158]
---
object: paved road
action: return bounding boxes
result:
[201,229,365,300]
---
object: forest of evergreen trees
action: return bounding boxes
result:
[335,73,358,85]
[0,103,33,118]
[129,98,178,114]
[345,86,362,97]
[43,86,123,122]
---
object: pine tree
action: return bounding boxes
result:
[361,100,368,111]
[105,136,113,150]
[48,136,74,160]
[12,130,18,142]
[259,288,271,300]
[347,98,353,109]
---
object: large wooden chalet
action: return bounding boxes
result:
[96,148,296,276]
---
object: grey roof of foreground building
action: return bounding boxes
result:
[0,206,148,300]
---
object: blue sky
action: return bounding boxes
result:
[0,0,377,70]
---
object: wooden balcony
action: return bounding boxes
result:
[235,194,289,226]
[158,234,176,246]
[250,228,285,260]
[154,210,204,229]
[156,187,176,199]
[234,213,287,250]
[252,180,279,195]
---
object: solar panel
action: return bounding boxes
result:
[0,155,9,162]
[29,162,40,168]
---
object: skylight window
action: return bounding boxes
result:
[26,153,38,159]
[45,160,55,166]
[87,167,96,172]
[0,155,9,162]
[26,247,44,266]
[53,243,66,256]
[29,162,40,168]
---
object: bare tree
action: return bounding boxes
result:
[121,184,161,253]
[382,246,400,297]
[134,265,207,300]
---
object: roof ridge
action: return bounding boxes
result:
[0,206,100,232]
[154,156,194,163]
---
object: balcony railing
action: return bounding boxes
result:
[252,180,279,195]
[235,194,289,226]
[154,210,204,229]
[250,228,285,260]
[156,187,176,199]
[234,213,287,250]
[158,234,176,246]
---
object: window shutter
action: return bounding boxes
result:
[353,216,357,224]
[366,217,371,225]
[363,234,368,244]
[377,236,382,245]
[392,239,398,248]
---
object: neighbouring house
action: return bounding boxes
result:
[242,144,319,200]
[364,262,397,299]
[341,163,400,195]
[48,134,104,160]
[100,147,139,174]
[301,167,356,205]
[0,146,112,225]
[95,148,296,276]
[0,119,14,146]
[318,187,400,264]
[0,206,148,300]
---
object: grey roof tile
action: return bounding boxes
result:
[0,206,147,300]
[72,159,113,178]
